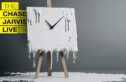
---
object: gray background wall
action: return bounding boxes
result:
[0,0,126,72]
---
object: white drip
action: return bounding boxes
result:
[29,49,77,67]
[56,51,59,62]
[64,50,67,55]
[67,50,69,59]
[28,50,31,59]
[50,51,53,70]
[73,51,77,63]
[44,50,48,55]
[28,42,32,59]
[33,51,36,67]
[29,54,31,59]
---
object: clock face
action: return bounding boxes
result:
[27,7,78,51]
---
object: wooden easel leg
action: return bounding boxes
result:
[60,51,69,78]
[35,51,44,79]
[47,51,52,76]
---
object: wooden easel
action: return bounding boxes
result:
[35,0,68,79]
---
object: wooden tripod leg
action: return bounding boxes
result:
[60,51,69,78]
[47,52,52,76]
[35,51,44,79]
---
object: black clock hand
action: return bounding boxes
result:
[51,16,64,29]
[45,16,64,30]
[45,20,52,29]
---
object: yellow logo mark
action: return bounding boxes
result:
[1,2,19,10]
[0,26,27,34]
[0,2,27,34]
[0,10,26,17]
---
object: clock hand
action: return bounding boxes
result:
[45,20,53,29]
[51,16,64,29]
[45,16,64,30]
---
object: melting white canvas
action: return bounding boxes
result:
[27,7,78,67]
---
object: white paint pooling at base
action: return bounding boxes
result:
[0,72,126,82]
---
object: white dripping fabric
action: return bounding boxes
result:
[27,7,78,67]
[30,50,77,68]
